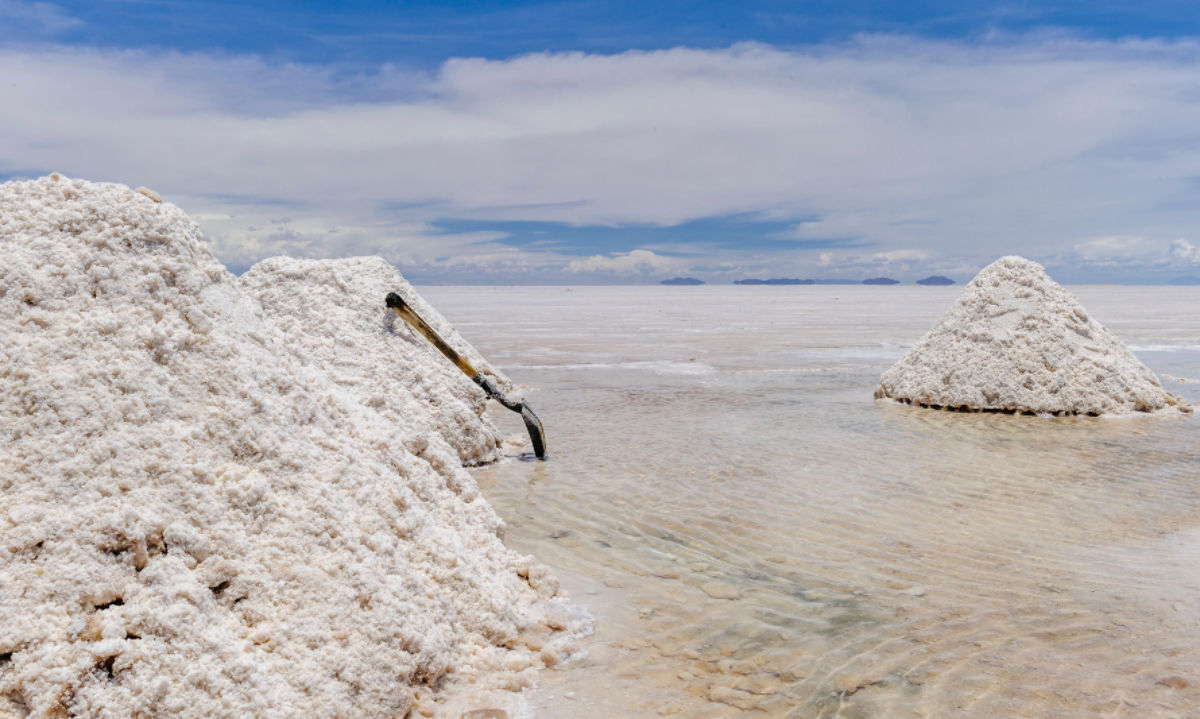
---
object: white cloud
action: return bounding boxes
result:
[565,249,678,275]
[4,38,1200,280]
[1170,239,1200,264]
[1056,234,1200,274]
[870,249,928,264]
[0,1,80,38]
[788,247,938,280]
[1071,235,1160,266]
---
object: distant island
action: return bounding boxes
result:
[661,277,705,285]
[862,277,900,285]
[734,278,858,285]
[1168,276,1200,286]
[916,275,955,286]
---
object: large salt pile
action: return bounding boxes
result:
[875,256,1191,416]
[0,175,573,718]
[238,256,507,467]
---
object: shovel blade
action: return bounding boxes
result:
[520,404,547,460]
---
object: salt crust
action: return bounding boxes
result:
[875,256,1191,416]
[0,175,576,718]
[238,256,507,467]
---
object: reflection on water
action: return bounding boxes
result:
[422,286,1200,718]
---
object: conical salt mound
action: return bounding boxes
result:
[875,256,1191,416]
[0,175,576,718]
[238,256,508,467]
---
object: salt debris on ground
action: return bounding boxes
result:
[875,255,1192,416]
[239,256,508,467]
[0,175,578,719]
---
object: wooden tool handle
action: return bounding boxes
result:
[386,292,477,378]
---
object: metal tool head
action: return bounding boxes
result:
[520,404,547,460]
[385,290,547,460]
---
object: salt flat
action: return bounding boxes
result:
[425,284,1200,718]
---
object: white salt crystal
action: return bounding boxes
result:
[238,256,507,467]
[875,256,1191,416]
[0,175,572,718]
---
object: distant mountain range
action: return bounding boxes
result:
[734,278,809,285]
[668,275,959,285]
[1168,275,1200,286]
[733,278,858,285]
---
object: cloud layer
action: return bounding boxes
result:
[4,37,1200,281]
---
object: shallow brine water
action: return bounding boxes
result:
[421,285,1200,718]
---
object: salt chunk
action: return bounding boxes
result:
[134,186,162,203]
[238,256,507,468]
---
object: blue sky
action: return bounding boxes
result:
[22,1,1200,64]
[4,1,1200,282]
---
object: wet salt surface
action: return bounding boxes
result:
[423,285,1200,718]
